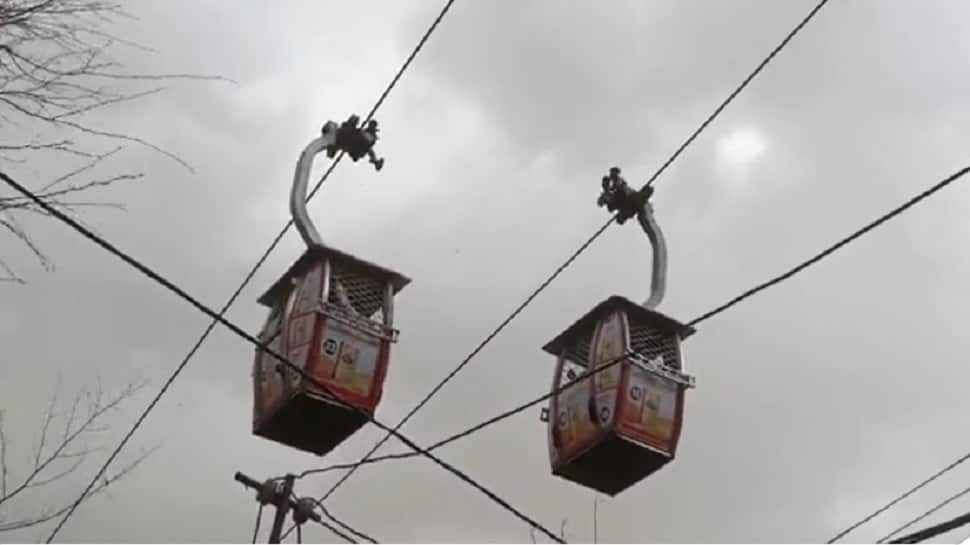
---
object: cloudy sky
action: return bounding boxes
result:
[2,0,970,542]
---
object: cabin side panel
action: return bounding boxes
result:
[306,317,383,410]
[617,363,682,455]
[589,310,628,429]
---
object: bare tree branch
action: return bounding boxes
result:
[0,212,52,271]
[32,375,61,470]
[0,445,154,532]
[0,0,229,282]
[0,378,147,508]
[0,256,25,283]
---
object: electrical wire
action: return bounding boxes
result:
[643,0,830,190]
[317,503,378,544]
[280,517,356,544]
[692,165,970,327]
[297,164,970,495]
[0,170,564,544]
[253,503,264,544]
[880,484,970,543]
[298,352,636,479]
[287,490,361,544]
[888,509,970,544]
[312,0,831,506]
[311,218,616,502]
[827,449,970,541]
[37,1,456,542]
[799,170,970,542]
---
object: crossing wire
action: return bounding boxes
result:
[0,170,564,544]
[880,483,970,543]
[36,1,457,542]
[309,0,833,507]
[294,164,970,521]
[252,503,264,544]
[889,509,970,544]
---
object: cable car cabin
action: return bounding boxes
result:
[540,295,696,496]
[252,243,410,456]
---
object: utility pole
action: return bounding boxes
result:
[235,471,318,544]
[268,474,295,543]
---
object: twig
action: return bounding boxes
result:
[0,446,152,532]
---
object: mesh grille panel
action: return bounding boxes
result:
[327,261,385,319]
[629,322,681,371]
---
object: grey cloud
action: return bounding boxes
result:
[3,0,970,543]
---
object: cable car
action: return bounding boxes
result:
[252,116,410,456]
[539,167,696,496]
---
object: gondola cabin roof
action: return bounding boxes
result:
[257,243,411,308]
[542,295,695,362]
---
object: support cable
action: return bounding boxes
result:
[0,170,564,544]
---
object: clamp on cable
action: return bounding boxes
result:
[597,167,654,225]
[595,166,666,309]
[291,497,318,526]
[324,114,385,171]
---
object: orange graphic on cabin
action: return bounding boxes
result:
[315,322,380,398]
[622,366,678,451]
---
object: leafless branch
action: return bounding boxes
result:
[0,0,222,172]
[0,256,25,283]
[0,378,147,508]
[0,212,52,271]
[0,445,154,532]
[0,0,229,282]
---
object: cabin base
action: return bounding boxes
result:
[254,392,369,456]
[553,432,672,496]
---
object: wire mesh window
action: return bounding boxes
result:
[326,260,386,321]
[628,322,681,371]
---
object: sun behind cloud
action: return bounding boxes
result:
[717,127,768,166]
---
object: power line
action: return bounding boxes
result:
[309,0,830,507]
[827,449,970,541]
[880,484,970,543]
[642,0,830,190]
[691,165,970,327]
[316,504,377,544]
[797,171,970,542]
[311,219,616,503]
[253,503,265,544]
[298,353,635,479]
[37,1,456,541]
[296,164,970,495]
[0,170,564,544]
[281,515,357,545]
[303,516,356,544]
[888,509,970,544]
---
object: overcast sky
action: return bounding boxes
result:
[2,0,970,542]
